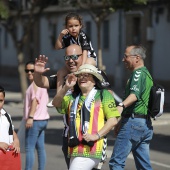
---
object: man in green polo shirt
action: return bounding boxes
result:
[109,45,153,170]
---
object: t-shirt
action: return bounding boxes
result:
[62,30,97,59]
[24,82,50,120]
[122,66,153,115]
[0,108,14,144]
[47,73,113,137]
[57,89,120,159]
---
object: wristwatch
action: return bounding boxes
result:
[118,103,125,109]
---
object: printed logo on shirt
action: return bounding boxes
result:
[108,102,116,108]
[130,85,139,92]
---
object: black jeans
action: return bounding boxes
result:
[62,136,70,169]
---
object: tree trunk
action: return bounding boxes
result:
[96,21,105,71]
[17,51,28,100]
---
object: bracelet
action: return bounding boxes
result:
[96,132,101,140]
[28,116,33,119]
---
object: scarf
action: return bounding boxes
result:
[68,88,97,147]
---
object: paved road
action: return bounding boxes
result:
[4,91,170,170]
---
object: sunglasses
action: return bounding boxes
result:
[76,73,92,79]
[64,54,82,61]
[25,69,34,73]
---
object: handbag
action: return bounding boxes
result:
[17,118,26,153]
[0,149,21,170]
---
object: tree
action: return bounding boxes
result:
[0,0,148,98]
[62,0,148,70]
[0,0,58,99]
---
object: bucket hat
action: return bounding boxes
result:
[74,64,103,82]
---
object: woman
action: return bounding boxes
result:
[53,64,120,170]
[24,61,49,170]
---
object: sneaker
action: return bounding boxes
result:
[47,100,54,108]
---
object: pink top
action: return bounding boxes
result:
[24,82,50,120]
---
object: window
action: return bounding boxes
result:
[103,20,109,49]
[4,29,8,48]
[85,21,91,40]
[132,17,141,44]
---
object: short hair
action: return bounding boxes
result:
[0,85,5,97]
[25,61,35,67]
[129,45,146,60]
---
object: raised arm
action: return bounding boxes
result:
[52,74,77,108]
[34,55,50,88]
[55,29,69,49]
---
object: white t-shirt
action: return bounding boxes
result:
[0,108,14,144]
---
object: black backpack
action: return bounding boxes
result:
[148,83,165,119]
[141,71,165,120]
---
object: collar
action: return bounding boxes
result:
[0,108,6,115]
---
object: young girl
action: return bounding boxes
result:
[0,86,20,153]
[47,12,97,107]
[55,12,97,66]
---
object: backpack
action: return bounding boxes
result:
[148,83,165,119]
[141,71,165,120]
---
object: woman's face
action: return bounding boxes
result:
[77,73,95,90]
[25,64,34,82]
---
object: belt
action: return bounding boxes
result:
[122,113,149,119]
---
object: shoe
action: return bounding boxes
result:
[47,100,54,108]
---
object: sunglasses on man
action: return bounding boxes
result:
[64,54,82,61]
[25,69,34,73]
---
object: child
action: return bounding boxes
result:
[47,12,97,107]
[0,85,20,153]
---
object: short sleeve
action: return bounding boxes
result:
[56,95,72,114]
[79,31,91,51]
[129,70,146,100]
[102,90,120,119]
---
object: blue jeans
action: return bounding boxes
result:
[109,117,153,170]
[25,120,48,170]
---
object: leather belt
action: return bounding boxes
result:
[122,113,149,119]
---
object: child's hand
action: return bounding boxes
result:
[60,29,69,37]
[12,138,20,153]
[0,142,9,152]
[35,55,50,74]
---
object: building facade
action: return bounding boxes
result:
[0,1,170,89]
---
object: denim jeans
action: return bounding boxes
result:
[25,120,48,170]
[109,117,153,170]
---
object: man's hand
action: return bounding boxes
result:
[35,55,50,74]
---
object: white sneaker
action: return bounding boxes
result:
[47,100,54,108]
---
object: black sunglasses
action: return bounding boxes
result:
[25,69,34,73]
[64,54,82,61]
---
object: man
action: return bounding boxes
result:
[34,44,109,170]
[34,44,83,169]
[109,45,153,170]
